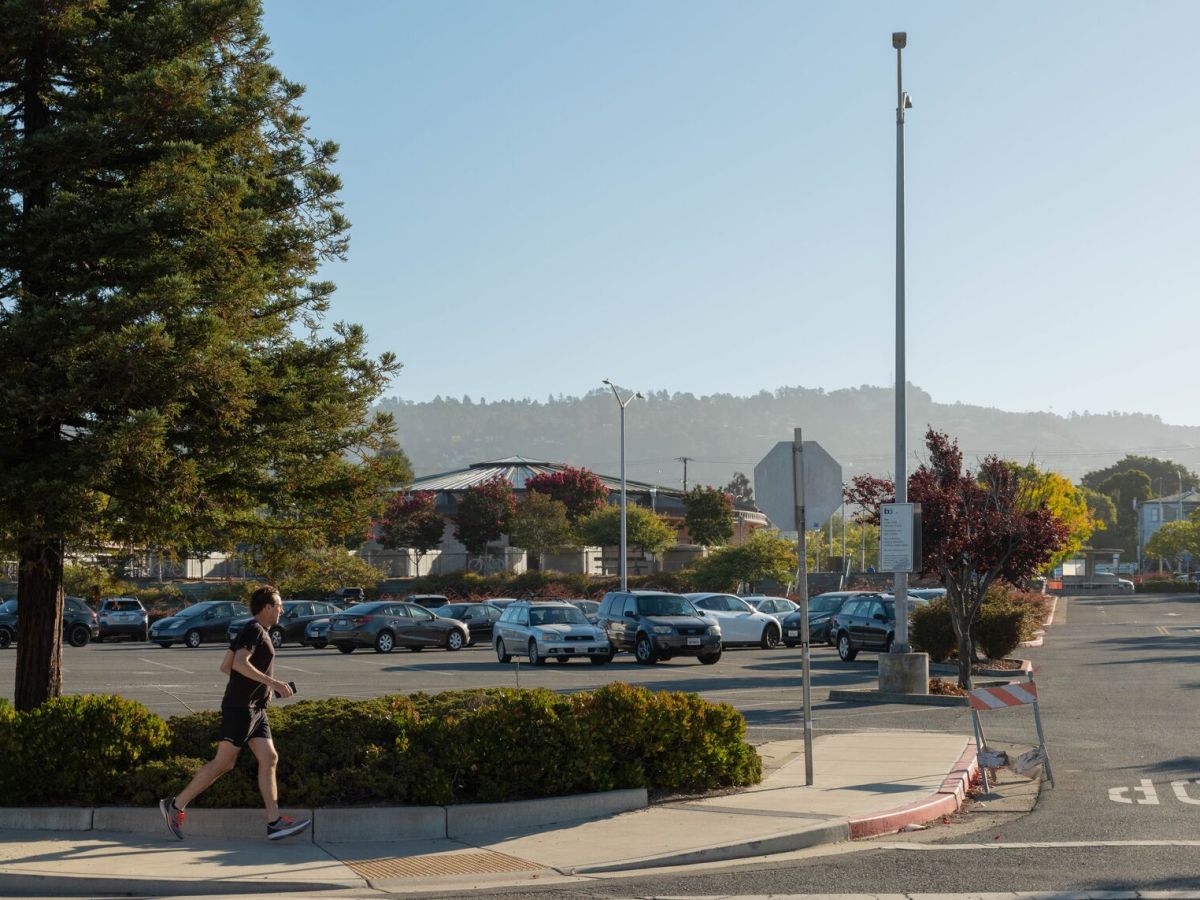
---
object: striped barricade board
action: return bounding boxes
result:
[969,676,1053,792]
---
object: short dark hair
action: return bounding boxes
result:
[251,585,281,615]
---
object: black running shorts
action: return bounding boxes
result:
[218,706,271,747]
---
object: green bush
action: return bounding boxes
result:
[1136,579,1195,594]
[910,599,957,662]
[973,602,1026,661]
[2,695,171,805]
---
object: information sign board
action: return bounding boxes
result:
[879,502,915,573]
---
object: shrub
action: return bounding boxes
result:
[1136,579,1195,594]
[910,599,956,662]
[3,695,170,805]
[973,602,1026,661]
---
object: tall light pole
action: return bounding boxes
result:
[603,379,643,590]
[892,30,913,652]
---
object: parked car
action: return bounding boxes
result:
[481,597,521,611]
[569,598,600,623]
[493,600,612,665]
[780,591,876,648]
[908,588,947,601]
[435,602,500,645]
[328,601,469,654]
[829,594,929,661]
[0,596,99,649]
[596,590,722,665]
[744,596,798,622]
[96,597,149,642]
[227,600,342,649]
[684,593,783,649]
[302,617,331,649]
[407,594,449,609]
[149,601,251,648]
[1117,578,1135,592]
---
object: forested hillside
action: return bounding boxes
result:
[379,385,1200,492]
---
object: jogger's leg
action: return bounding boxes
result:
[249,736,280,823]
[175,740,241,809]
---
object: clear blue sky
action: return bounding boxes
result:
[261,1,1200,425]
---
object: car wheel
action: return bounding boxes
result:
[0,628,12,649]
[374,631,395,653]
[157,642,173,649]
[446,630,465,651]
[528,639,546,666]
[185,629,202,649]
[337,644,355,654]
[659,654,673,661]
[555,656,570,664]
[141,629,149,642]
[589,654,610,665]
[68,624,90,647]
[760,624,781,650]
[634,633,658,665]
[495,639,512,663]
[837,632,857,661]
[698,649,722,665]
[269,627,284,649]
[313,642,327,649]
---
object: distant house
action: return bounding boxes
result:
[358,455,768,577]
[1135,490,1200,571]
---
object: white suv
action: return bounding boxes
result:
[494,600,613,666]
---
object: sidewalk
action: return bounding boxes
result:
[0,731,979,896]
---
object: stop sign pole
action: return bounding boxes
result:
[793,427,814,786]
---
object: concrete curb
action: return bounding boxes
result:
[929,658,1032,678]
[573,819,853,873]
[0,787,648,844]
[848,739,979,838]
[827,688,967,706]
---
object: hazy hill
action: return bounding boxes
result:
[378,385,1200,492]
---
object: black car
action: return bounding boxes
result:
[596,590,722,665]
[227,600,342,649]
[435,602,500,645]
[96,597,149,642]
[829,594,929,661]
[149,600,251,648]
[0,596,99,649]
[327,601,470,653]
[780,591,876,648]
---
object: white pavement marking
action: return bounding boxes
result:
[1172,779,1200,804]
[1109,779,1160,804]
[137,656,193,674]
[652,894,1200,899]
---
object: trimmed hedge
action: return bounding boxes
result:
[1135,579,1196,594]
[0,685,761,807]
[909,582,1046,662]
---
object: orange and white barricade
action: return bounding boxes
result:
[968,674,1053,792]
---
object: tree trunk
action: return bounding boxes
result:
[14,536,65,711]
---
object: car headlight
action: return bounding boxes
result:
[706,625,721,635]
[538,630,557,640]
[652,625,672,635]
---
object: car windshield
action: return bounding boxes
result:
[810,596,845,614]
[529,606,587,626]
[637,595,696,617]
[176,604,214,618]
[106,599,142,611]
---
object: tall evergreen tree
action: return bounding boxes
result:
[0,0,403,708]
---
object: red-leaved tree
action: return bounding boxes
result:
[524,466,609,522]
[453,476,518,558]
[846,429,1068,688]
[377,491,445,568]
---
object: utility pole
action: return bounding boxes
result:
[676,457,693,493]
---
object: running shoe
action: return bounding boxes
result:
[159,798,184,840]
[267,815,311,840]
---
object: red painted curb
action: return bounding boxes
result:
[847,739,979,839]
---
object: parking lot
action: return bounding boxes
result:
[0,637,973,744]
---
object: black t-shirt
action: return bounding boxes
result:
[221,620,275,710]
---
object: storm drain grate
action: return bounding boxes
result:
[342,849,544,879]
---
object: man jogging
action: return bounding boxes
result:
[160,585,310,840]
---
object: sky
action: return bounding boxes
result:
[260,1,1200,425]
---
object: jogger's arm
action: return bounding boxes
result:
[219,648,234,675]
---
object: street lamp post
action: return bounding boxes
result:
[892,30,913,653]
[603,379,643,591]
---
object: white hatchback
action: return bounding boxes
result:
[684,593,784,649]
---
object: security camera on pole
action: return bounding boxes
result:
[879,31,929,695]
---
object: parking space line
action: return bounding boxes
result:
[138,657,193,674]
